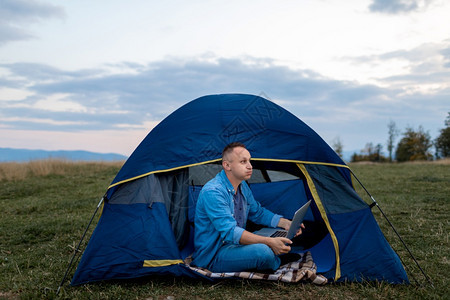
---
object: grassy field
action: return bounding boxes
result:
[0,160,448,299]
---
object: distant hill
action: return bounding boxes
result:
[0,148,127,162]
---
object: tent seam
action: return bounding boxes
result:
[108,158,349,190]
[297,163,341,281]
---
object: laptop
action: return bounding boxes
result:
[253,200,311,240]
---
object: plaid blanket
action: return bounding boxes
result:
[186,251,327,285]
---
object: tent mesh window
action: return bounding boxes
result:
[184,161,330,254]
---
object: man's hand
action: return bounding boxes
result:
[240,231,291,255]
[278,218,305,237]
[277,218,291,230]
[294,223,306,237]
[266,237,292,255]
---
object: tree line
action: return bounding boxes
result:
[334,112,450,163]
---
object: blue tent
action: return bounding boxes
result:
[71,94,408,285]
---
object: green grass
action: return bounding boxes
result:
[0,161,448,299]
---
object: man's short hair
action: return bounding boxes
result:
[222,142,246,160]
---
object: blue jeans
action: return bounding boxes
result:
[208,243,281,273]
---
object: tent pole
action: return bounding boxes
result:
[56,196,105,295]
[349,170,433,287]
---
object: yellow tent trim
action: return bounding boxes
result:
[253,158,349,169]
[108,158,222,190]
[108,158,348,190]
[143,259,184,267]
[297,163,341,280]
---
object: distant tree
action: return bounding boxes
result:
[331,136,344,158]
[375,143,383,162]
[387,120,399,162]
[396,126,433,162]
[362,142,376,161]
[435,112,450,158]
[351,142,387,162]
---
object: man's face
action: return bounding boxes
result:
[223,146,253,182]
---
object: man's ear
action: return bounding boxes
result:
[222,160,230,171]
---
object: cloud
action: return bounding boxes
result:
[368,0,433,14]
[334,41,449,142]
[0,55,447,153]
[0,57,358,132]
[0,0,65,46]
[345,40,450,89]
[0,62,100,81]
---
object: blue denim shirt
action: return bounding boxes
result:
[191,170,282,268]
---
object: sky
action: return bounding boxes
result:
[1,0,449,157]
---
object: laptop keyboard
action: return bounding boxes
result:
[270,230,287,238]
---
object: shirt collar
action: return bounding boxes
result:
[219,169,238,194]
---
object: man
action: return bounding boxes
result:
[191,142,303,272]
